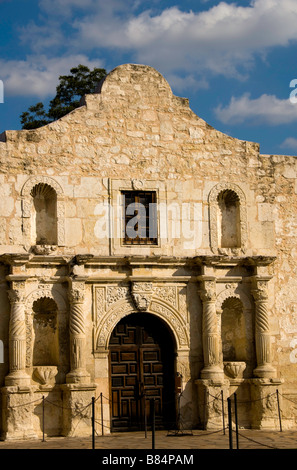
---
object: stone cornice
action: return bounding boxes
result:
[0,253,277,271]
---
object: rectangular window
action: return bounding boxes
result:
[122,191,158,245]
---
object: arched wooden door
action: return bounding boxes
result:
[109,312,176,431]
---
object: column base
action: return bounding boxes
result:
[249,378,283,430]
[66,368,91,384]
[1,386,39,441]
[253,364,277,379]
[61,383,97,437]
[5,370,31,387]
[200,364,224,381]
[196,379,229,430]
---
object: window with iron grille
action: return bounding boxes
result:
[122,191,158,245]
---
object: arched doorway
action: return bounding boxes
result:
[109,312,176,431]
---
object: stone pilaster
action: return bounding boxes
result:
[199,278,223,381]
[66,280,90,384]
[5,282,30,386]
[251,277,276,379]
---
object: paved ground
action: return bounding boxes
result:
[0,429,297,450]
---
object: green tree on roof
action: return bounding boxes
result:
[20,64,107,129]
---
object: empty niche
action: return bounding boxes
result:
[32,297,59,366]
[221,297,246,362]
[31,183,57,245]
[217,189,241,248]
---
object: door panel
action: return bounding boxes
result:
[109,313,175,431]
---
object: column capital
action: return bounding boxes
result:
[251,276,271,302]
[198,278,217,302]
[68,280,85,304]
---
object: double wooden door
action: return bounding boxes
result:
[109,313,175,431]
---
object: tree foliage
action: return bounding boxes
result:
[20,65,107,129]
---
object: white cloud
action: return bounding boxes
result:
[280,137,297,150]
[1,54,105,98]
[38,0,96,17]
[5,0,297,99]
[70,0,297,77]
[214,93,297,125]
[164,73,209,93]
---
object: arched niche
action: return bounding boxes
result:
[24,287,69,382]
[21,176,65,247]
[31,183,58,245]
[216,286,255,377]
[217,189,241,248]
[208,183,247,254]
[221,296,246,362]
[32,296,59,366]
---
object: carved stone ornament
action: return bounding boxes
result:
[199,280,216,303]
[252,281,269,302]
[31,245,57,255]
[68,283,85,304]
[33,366,58,385]
[132,179,145,190]
[224,361,246,379]
[131,282,153,311]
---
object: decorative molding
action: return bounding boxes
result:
[93,283,189,351]
[106,284,130,308]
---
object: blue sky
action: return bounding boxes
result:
[0,0,297,156]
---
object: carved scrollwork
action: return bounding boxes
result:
[94,283,189,351]
[106,285,130,308]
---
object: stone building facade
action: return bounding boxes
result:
[0,63,296,439]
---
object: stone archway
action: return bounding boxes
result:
[108,312,177,431]
[93,283,190,433]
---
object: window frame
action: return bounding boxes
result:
[122,190,158,245]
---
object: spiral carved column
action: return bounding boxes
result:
[252,277,276,378]
[66,282,90,384]
[199,279,223,381]
[5,283,30,386]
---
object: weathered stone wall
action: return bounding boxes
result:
[0,63,296,437]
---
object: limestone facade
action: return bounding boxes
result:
[0,63,296,439]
